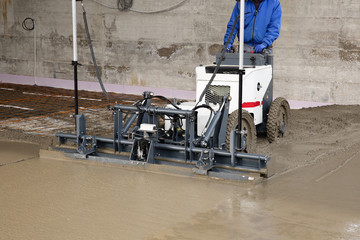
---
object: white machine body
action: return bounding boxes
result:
[195,64,272,125]
[165,64,272,136]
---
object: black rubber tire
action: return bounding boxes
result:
[225,110,256,153]
[267,97,290,143]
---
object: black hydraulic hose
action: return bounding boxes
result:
[81,2,111,109]
[153,95,181,110]
[193,104,215,134]
[133,95,181,111]
[192,104,215,114]
[195,15,241,110]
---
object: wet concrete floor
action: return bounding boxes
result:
[1,141,360,240]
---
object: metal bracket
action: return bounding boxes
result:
[192,149,215,175]
[76,135,97,158]
[74,114,97,158]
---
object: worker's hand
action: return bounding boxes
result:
[226,44,234,53]
[254,44,266,53]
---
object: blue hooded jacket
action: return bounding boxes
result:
[224,0,282,48]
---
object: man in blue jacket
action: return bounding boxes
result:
[224,0,282,53]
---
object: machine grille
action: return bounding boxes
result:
[205,85,230,104]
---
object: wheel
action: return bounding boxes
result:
[225,110,256,153]
[267,97,290,143]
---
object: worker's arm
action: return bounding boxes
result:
[262,0,282,47]
[224,2,240,46]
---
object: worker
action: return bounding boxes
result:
[224,0,282,53]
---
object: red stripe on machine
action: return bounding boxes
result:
[242,101,263,108]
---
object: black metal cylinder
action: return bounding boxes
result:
[237,69,244,149]
[113,104,193,116]
[73,61,79,116]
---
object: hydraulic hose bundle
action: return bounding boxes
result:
[81,2,111,109]
[195,15,241,108]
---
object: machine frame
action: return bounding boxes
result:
[55,0,291,180]
[56,90,270,179]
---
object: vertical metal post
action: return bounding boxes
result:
[72,0,79,116]
[238,0,244,70]
[237,71,244,149]
[73,61,79,116]
[237,0,245,149]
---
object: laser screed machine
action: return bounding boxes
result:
[56,0,290,180]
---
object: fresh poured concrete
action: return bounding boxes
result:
[1,140,359,239]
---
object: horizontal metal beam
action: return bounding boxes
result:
[56,132,133,145]
[113,104,193,116]
[155,142,269,162]
[56,132,269,163]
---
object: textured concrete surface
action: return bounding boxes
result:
[0,0,359,104]
[0,83,142,142]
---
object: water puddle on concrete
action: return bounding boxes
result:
[1,141,359,239]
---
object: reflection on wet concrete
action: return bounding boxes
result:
[1,141,359,239]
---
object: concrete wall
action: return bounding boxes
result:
[277,0,360,104]
[0,0,359,104]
